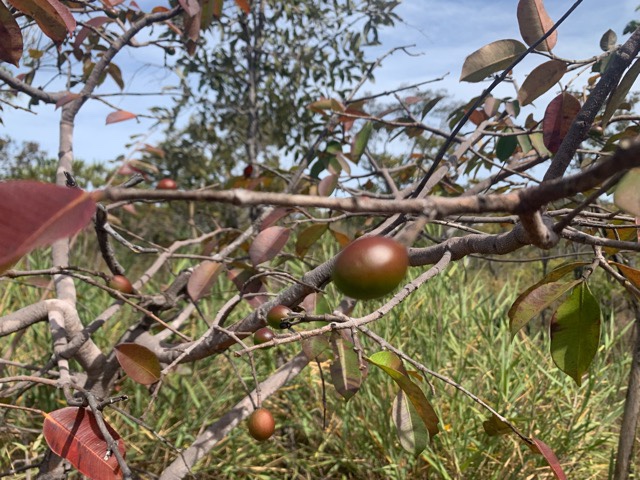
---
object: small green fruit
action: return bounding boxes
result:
[266,305,292,329]
[248,408,275,441]
[109,275,133,294]
[332,236,408,300]
[254,327,275,345]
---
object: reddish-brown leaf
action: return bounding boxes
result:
[0,181,96,273]
[7,0,76,43]
[517,0,557,52]
[211,0,223,18]
[542,92,580,154]
[530,437,567,480]
[318,174,338,197]
[0,1,23,66]
[227,267,268,307]
[73,16,112,50]
[259,207,291,231]
[518,60,567,106]
[187,260,222,301]
[114,343,161,385]
[55,93,82,109]
[249,226,290,266]
[43,407,126,480]
[234,0,250,14]
[105,110,137,125]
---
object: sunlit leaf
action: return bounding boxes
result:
[517,0,557,51]
[8,0,75,43]
[295,224,327,258]
[0,181,96,273]
[517,60,567,106]
[367,351,439,437]
[187,260,222,301]
[114,343,161,385]
[249,226,290,266]
[531,436,567,480]
[106,110,137,125]
[600,29,617,52]
[0,1,23,66]
[602,57,640,127]
[460,39,527,83]
[329,331,362,401]
[392,389,429,455]
[43,407,126,480]
[609,261,640,290]
[350,121,373,163]
[550,283,601,386]
[614,168,640,216]
[542,92,580,154]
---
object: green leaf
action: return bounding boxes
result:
[602,57,640,127]
[550,283,601,386]
[329,332,362,401]
[107,63,125,90]
[392,389,429,455]
[509,279,583,337]
[517,60,567,106]
[367,351,439,437]
[351,121,373,163]
[496,133,518,161]
[295,224,327,258]
[460,39,527,83]
[614,168,640,216]
[482,414,511,436]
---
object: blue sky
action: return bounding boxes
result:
[1,0,638,165]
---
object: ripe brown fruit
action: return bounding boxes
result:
[332,236,408,300]
[156,178,178,190]
[253,327,275,345]
[266,305,292,329]
[248,408,275,441]
[109,275,133,294]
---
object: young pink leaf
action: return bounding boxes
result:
[43,407,126,480]
[542,92,580,154]
[0,1,23,66]
[460,39,526,83]
[7,0,76,43]
[249,226,290,266]
[106,110,137,125]
[0,181,96,273]
[517,60,567,106]
[187,260,222,301]
[114,343,161,385]
[531,437,567,480]
[517,0,557,51]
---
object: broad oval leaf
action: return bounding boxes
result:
[517,0,557,51]
[496,134,518,161]
[600,29,617,52]
[7,0,76,43]
[0,1,23,66]
[0,181,96,273]
[295,224,327,258]
[602,58,640,127]
[302,334,333,362]
[114,343,161,385]
[542,92,581,154]
[614,168,640,216]
[367,351,439,437]
[460,39,527,83]
[531,436,567,480]
[351,121,373,163]
[318,174,338,197]
[43,407,126,480]
[550,283,601,386]
[392,389,429,456]
[106,110,137,125]
[187,260,222,301]
[329,331,362,401]
[508,279,582,337]
[249,226,290,266]
[517,60,567,106]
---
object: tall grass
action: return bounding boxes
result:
[1,248,636,479]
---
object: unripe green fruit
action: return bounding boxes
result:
[266,305,292,329]
[248,408,275,441]
[332,236,408,300]
[109,275,133,294]
[254,327,275,345]
[156,178,178,190]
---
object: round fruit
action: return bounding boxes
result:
[248,408,275,441]
[109,275,133,294]
[266,305,292,329]
[332,236,408,300]
[253,327,275,345]
[156,178,178,190]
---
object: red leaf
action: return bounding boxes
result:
[43,407,126,480]
[187,260,222,301]
[7,0,76,43]
[55,93,82,109]
[73,16,112,51]
[0,1,23,66]
[0,181,96,273]
[249,226,290,266]
[542,92,580,154]
[105,110,137,125]
[531,437,567,480]
[234,0,250,14]
[114,343,161,385]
